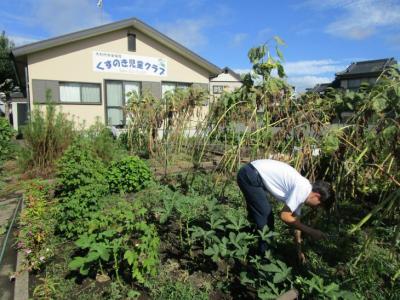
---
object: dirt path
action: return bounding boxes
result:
[0,180,23,300]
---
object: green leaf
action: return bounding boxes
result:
[127,290,141,299]
[382,125,397,139]
[261,263,281,273]
[324,282,340,294]
[80,265,89,276]
[85,251,100,263]
[68,256,86,270]
[372,96,387,112]
[91,243,110,261]
[204,247,215,256]
[101,229,116,238]
[273,270,289,283]
[240,272,255,285]
[124,249,138,265]
[276,47,284,61]
[273,36,285,46]
[75,235,92,249]
[277,63,285,78]
[346,102,354,110]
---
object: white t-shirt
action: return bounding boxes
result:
[251,159,312,215]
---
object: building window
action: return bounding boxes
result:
[59,82,101,103]
[161,82,191,96]
[128,33,136,52]
[213,85,224,94]
[105,81,140,126]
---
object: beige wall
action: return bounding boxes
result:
[27,28,212,126]
[210,72,242,98]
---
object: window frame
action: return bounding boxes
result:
[59,81,102,105]
[128,33,136,52]
[212,85,224,94]
[104,80,141,126]
[161,81,191,96]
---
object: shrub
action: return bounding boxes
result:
[107,155,152,193]
[56,142,107,196]
[20,101,75,173]
[56,183,109,238]
[84,120,126,164]
[0,116,14,165]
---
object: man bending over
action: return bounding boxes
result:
[237,159,333,261]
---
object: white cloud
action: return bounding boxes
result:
[234,59,344,92]
[29,0,112,36]
[287,75,333,92]
[9,35,39,46]
[157,18,212,49]
[232,33,248,46]
[305,0,400,40]
[283,59,346,75]
[234,68,251,75]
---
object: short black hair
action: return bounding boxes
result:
[312,180,334,210]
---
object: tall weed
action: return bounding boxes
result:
[20,101,75,174]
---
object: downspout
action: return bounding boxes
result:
[24,65,30,117]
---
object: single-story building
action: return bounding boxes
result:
[210,67,242,99]
[11,17,222,128]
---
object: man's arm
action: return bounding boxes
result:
[280,205,326,240]
[294,228,306,264]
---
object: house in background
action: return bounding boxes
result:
[308,58,397,94]
[11,18,221,128]
[306,83,331,95]
[210,67,242,100]
[334,58,397,90]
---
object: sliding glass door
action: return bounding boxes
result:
[105,81,140,126]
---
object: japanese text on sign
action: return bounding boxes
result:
[93,51,167,76]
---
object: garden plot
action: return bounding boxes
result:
[1,39,399,299]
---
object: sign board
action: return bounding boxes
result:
[93,51,167,76]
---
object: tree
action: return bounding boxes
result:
[0,32,15,121]
[0,31,15,84]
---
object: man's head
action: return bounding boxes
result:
[305,181,334,210]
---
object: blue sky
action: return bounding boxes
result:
[1,0,399,91]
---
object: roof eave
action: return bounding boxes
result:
[336,71,383,79]
[12,17,221,76]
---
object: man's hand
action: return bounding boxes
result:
[281,205,327,241]
[297,250,306,264]
[294,229,306,264]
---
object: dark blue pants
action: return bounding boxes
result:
[237,163,274,254]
